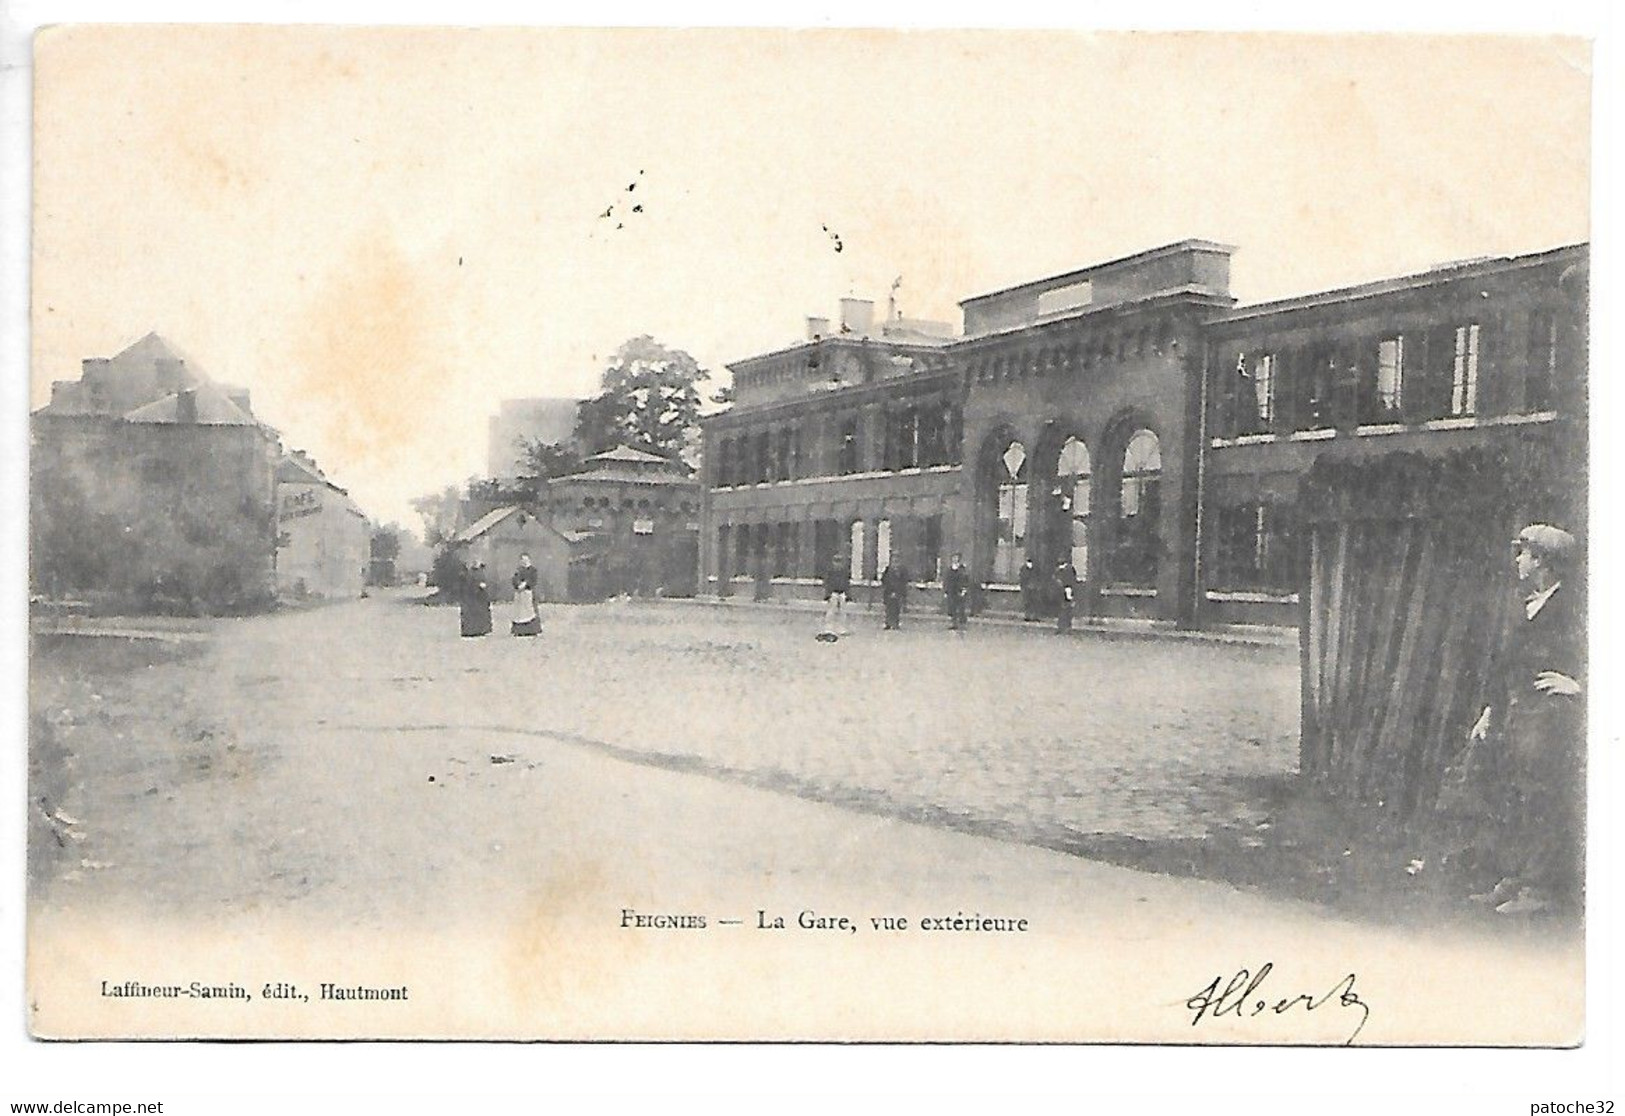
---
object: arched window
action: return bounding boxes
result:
[1115,429,1161,585]
[992,439,1028,584]
[1056,437,1092,576]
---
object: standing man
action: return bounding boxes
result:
[943,553,970,632]
[818,551,851,641]
[1053,555,1079,635]
[880,557,912,631]
[1018,557,1042,622]
[1466,523,1583,914]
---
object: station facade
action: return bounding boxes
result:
[700,240,1588,627]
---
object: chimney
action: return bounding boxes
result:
[839,298,874,336]
[176,388,198,424]
[806,316,830,340]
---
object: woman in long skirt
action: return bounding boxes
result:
[511,553,542,637]
[459,561,493,637]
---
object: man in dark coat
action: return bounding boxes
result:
[880,559,911,631]
[459,561,493,637]
[1053,556,1079,634]
[1018,558,1042,621]
[943,553,970,631]
[1466,523,1584,914]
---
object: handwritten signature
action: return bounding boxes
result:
[1185,963,1371,1046]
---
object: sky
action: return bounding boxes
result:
[29,28,1591,530]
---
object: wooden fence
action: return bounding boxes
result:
[1297,444,1576,822]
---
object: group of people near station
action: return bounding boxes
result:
[816,552,1083,640]
[457,554,543,639]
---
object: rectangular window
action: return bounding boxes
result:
[775,428,792,481]
[1451,323,1480,416]
[918,405,943,467]
[1526,311,1556,413]
[1375,336,1404,417]
[814,519,838,578]
[838,417,859,475]
[774,522,794,576]
[920,514,942,581]
[849,521,866,582]
[1300,346,1337,431]
[1418,325,1456,421]
[899,409,919,469]
[876,519,892,570]
[1214,502,1298,592]
[1229,351,1277,435]
[1252,353,1275,429]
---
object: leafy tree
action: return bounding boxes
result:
[429,544,467,594]
[576,335,709,463]
[516,438,583,480]
[411,484,462,546]
[370,524,402,563]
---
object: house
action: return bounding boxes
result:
[275,452,370,600]
[32,336,281,612]
[451,506,583,602]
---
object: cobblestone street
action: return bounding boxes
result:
[506,598,1298,846]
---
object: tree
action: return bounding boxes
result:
[516,438,583,481]
[576,335,710,463]
[370,524,402,563]
[411,485,462,547]
[368,524,403,588]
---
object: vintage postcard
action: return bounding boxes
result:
[23,25,1591,1045]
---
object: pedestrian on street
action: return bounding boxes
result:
[818,553,852,641]
[459,560,493,638]
[1053,556,1079,634]
[510,553,541,637]
[943,553,970,631]
[1019,557,1043,621]
[880,558,912,631]
[1459,523,1583,915]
